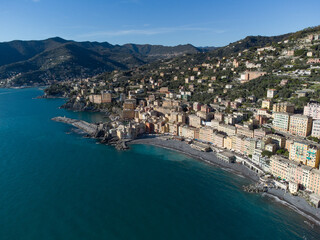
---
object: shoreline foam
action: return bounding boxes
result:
[129,135,320,225]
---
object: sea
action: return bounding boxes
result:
[1,88,320,240]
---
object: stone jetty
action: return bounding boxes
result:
[52,116,98,135]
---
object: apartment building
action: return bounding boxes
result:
[304,103,320,120]
[289,141,320,168]
[188,114,202,128]
[268,134,286,149]
[289,114,312,137]
[212,133,225,148]
[273,112,291,132]
[179,125,197,139]
[267,89,277,99]
[261,99,272,110]
[270,155,320,194]
[312,120,320,138]
[199,127,215,143]
[218,123,237,136]
[273,102,295,113]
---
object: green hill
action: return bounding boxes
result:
[0,38,209,87]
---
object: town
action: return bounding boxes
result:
[43,27,320,208]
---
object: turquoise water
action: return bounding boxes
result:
[1,88,320,240]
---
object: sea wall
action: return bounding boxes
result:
[52,116,98,135]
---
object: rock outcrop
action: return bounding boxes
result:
[52,116,130,150]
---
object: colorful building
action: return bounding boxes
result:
[289,114,312,137]
[289,141,320,168]
[273,102,295,113]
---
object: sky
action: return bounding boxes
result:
[0,0,320,47]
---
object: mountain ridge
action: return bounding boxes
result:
[0,37,212,86]
[3,25,320,87]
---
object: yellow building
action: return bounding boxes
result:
[289,141,320,168]
[177,113,186,124]
[261,99,272,110]
[231,134,246,154]
[273,102,295,113]
[224,136,232,150]
[213,133,225,148]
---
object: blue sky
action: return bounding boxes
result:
[0,0,320,46]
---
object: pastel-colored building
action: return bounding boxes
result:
[167,122,179,136]
[179,125,197,139]
[218,123,237,136]
[267,89,277,99]
[193,102,202,111]
[213,133,225,148]
[270,155,290,181]
[199,126,215,143]
[268,134,286,149]
[262,99,272,110]
[214,112,224,122]
[254,128,271,139]
[231,134,246,154]
[240,71,266,84]
[271,155,320,195]
[289,141,320,168]
[236,125,254,138]
[309,169,320,196]
[89,92,112,104]
[312,120,320,138]
[188,114,202,128]
[244,138,258,156]
[304,103,320,120]
[289,114,312,137]
[273,102,295,113]
[273,112,291,132]
[224,136,233,150]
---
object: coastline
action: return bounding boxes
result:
[129,135,260,182]
[129,135,320,225]
[51,115,320,226]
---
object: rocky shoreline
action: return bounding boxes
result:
[52,116,129,150]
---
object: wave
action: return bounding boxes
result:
[262,193,320,226]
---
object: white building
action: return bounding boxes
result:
[312,120,320,138]
[304,103,320,120]
[267,89,277,99]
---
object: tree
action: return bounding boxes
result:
[262,150,274,158]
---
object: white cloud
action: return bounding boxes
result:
[78,26,226,38]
